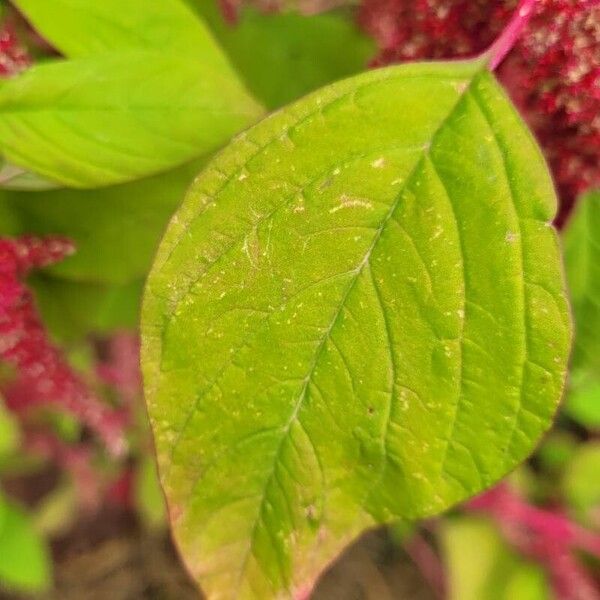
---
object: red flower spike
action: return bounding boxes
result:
[0,236,127,457]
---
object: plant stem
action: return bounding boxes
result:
[486,0,537,70]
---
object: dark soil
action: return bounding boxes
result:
[1,481,435,600]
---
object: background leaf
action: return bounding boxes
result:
[0,158,204,283]
[30,277,143,342]
[13,0,230,64]
[442,517,549,600]
[561,442,600,526]
[0,399,20,459]
[0,495,52,593]
[191,2,375,109]
[562,190,600,428]
[0,53,261,187]
[563,191,600,370]
[142,61,570,597]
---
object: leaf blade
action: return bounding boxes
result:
[0,52,262,188]
[142,61,570,598]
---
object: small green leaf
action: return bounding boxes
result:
[192,2,375,109]
[13,0,229,64]
[536,432,577,473]
[33,482,78,536]
[563,191,600,371]
[442,517,550,600]
[562,191,600,428]
[0,52,261,188]
[561,442,600,525]
[0,400,20,458]
[142,61,570,597]
[135,457,167,528]
[0,159,203,341]
[0,496,51,593]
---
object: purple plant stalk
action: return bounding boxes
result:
[485,0,537,70]
[468,484,600,600]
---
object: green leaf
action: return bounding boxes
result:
[13,0,229,62]
[562,191,600,428]
[2,159,204,284]
[135,457,167,528]
[0,400,20,459]
[536,432,577,474]
[142,61,570,597]
[561,442,600,525]
[30,276,143,342]
[565,370,600,429]
[563,191,600,371]
[0,52,262,188]
[442,517,550,600]
[0,496,51,593]
[191,2,375,109]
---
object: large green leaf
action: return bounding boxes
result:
[142,61,570,598]
[0,52,261,188]
[564,373,600,429]
[13,0,228,62]
[0,399,20,459]
[191,2,375,109]
[0,158,205,341]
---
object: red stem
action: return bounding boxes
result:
[486,0,537,71]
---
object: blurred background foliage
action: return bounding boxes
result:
[0,0,598,598]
